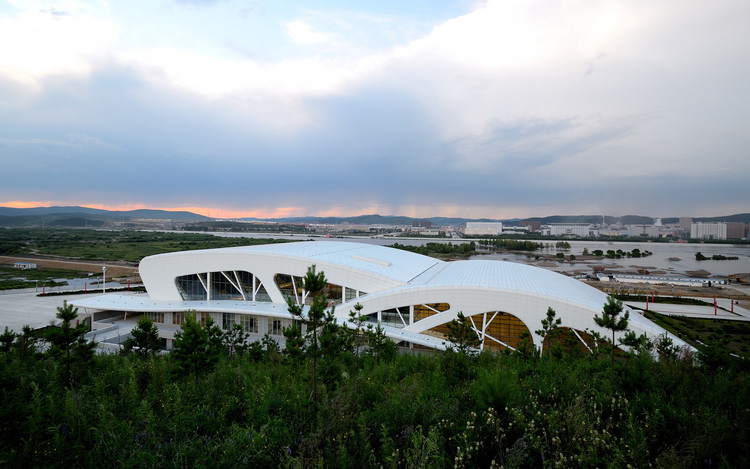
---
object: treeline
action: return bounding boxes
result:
[0,228,290,262]
[478,239,545,251]
[695,252,739,261]
[587,248,653,259]
[389,242,476,257]
[182,221,310,233]
[1,304,748,467]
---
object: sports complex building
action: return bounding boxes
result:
[72,241,687,352]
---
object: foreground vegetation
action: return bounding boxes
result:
[1,300,748,468]
[1,334,748,468]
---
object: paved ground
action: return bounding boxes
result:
[0,289,117,332]
[625,298,750,321]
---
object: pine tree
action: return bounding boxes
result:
[594,296,629,370]
[287,265,338,410]
[445,312,481,354]
[171,311,221,380]
[282,322,306,361]
[45,301,96,384]
[222,323,250,357]
[123,316,161,356]
[535,307,562,357]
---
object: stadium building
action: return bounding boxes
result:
[72,241,686,352]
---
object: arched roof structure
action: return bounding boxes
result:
[73,241,689,351]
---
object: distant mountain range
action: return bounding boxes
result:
[0,206,209,227]
[0,206,748,228]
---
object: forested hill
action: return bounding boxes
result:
[2,205,748,227]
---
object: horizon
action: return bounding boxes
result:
[2,1,749,218]
[1,201,745,222]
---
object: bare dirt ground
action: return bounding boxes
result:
[0,255,139,279]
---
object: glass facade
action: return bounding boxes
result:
[270,318,283,335]
[275,274,305,304]
[471,311,530,351]
[424,310,530,352]
[175,271,271,302]
[413,303,451,322]
[240,315,259,333]
[381,306,409,328]
[175,273,207,301]
[146,312,164,323]
[274,273,361,306]
[211,272,244,300]
[222,312,235,329]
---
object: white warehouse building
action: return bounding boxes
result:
[547,223,591,237]
[464,222,503,236]
[72,241,685,353]
[690,222,727,240]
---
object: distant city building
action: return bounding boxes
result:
[690,222,726,240]
[502,225,530,234]
[464,222,503,236]
[412,220,432,228]
[547,223,591,237]
[725,222,745,239]
[599,229,626,237]
[525,221,541,232]
[679,217,692,232]
[627,224,661,238]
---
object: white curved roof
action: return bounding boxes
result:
[142,241,441,288]
[74,240,689,352]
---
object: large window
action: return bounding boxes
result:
[146,312,164,323]
[211,272,243,301]
[240,315,259,334]
[381,307,409,328]
[275,274,305,304]
[176,274,207,301]
[222,313,235,330]
[269,318,283,336]
[173,312,185,325]
[275,273,362,306]
[471,311,530,351]
[414,303,450,322]
[425,311,530,352]
[175,271,271,302]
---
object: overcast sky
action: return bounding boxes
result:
[1,0,748,219]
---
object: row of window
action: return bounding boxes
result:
[371,303,452,329]
[145,303,540,352]
[147,310,293,337]
[174,270,368,305]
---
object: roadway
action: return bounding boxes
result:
[625,297,750,322]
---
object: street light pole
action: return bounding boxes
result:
[102,266,107,294]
